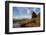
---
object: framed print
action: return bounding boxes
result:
[5,1,45,34]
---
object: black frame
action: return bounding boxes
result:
[5,1,45,34]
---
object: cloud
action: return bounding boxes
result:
[13,15,32,20]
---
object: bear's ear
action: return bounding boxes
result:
[32,11,37,18]
[38,12,40,16]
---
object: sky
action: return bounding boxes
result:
[13,7,40,19]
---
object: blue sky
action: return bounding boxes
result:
[13,7,40,19]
